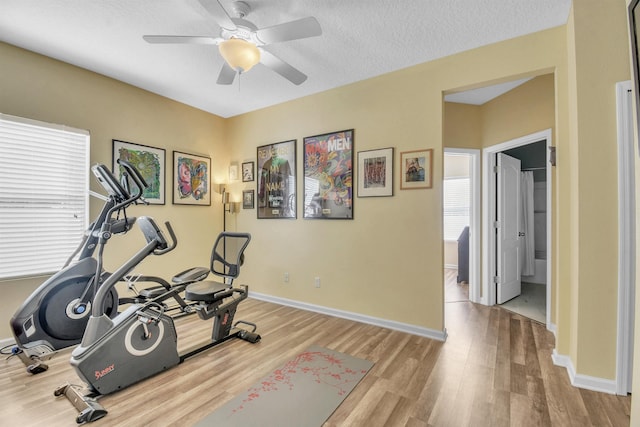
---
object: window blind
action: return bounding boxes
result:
[443,177,470,241]
[0,113,89,279]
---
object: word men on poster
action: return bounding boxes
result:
[303,129,354,219]
[257,140,296,219]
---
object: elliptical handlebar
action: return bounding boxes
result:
[111,159,148,210]
[96,160,149,241]
[117,158,148,189]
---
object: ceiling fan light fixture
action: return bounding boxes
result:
[219,38,260,73]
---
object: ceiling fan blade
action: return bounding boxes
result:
[256,17,322,45]
[259,50,307,85]
[216,62,237,85]
[198,0,237,30]
[143,35,220,44]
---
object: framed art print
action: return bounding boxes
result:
[357,147,393,197]
[303,129,354,219]
[257,140,296,219]
[112,139,165,204]
[243,189,255,209]
[172,151,211,205]
[400,149,433,190]
[242,161,255,182]
[229,164,239,182]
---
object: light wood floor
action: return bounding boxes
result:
[0,278,631,426]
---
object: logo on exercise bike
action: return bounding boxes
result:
[95,363,115,381]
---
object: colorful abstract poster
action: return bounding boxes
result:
[256,140,296,219]
[112,140,165,204]
[173,151,211,205]
[303,129,354,219]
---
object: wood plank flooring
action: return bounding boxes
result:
[0,275,631,426]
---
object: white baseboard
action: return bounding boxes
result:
[250,292,448,342]
[552,349,617,395]
[444,264,458,270]
[547,322,557,337]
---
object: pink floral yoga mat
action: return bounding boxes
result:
[195,345,374,427]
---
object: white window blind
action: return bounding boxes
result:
[0,113,89,279]
[443,177,470,241]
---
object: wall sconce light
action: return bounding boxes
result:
[218,184,239,231]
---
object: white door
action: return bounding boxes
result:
[496,153,521,303]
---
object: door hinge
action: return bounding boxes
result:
[494,221,500,228]
[493,276,500,284]
[494,165,500,173]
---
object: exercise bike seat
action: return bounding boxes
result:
[172,266,210,285]
[184,281,232,303]
[184,232,251,304]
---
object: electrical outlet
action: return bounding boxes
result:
[314,277,321,288]
[284,272,289,283]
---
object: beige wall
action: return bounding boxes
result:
[0,27,567,337]
[481,74,556,147]
[565,0,630,380]
[0,1,633,403]
[443,102,482,150]
[0,43,228,338]
[223,27,566,334]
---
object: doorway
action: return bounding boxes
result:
[482,129,552,326]
[443,149,480,304]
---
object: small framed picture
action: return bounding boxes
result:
[357,147,393,197]
[172,151,211,205]
[243,189,255,209]
[242,161,255,182]
[400,149,433,190]
[229,164,239,182]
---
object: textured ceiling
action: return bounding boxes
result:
[0,0,571,118]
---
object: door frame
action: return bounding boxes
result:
[482,129,552,328]
[444,148,481,303]
[615,80,635,395]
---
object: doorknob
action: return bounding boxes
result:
[518,232,525,237]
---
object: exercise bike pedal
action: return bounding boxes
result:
[55,382,107,424]
[27,361,49,375]
[234,320,261,343]
[238,330,261,343]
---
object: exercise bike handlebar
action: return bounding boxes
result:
[90,218,177,319]
[154,221,178,256]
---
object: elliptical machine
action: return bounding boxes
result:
[10,160,208,374]
[56,217,260,424]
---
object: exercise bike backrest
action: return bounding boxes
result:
[210,232,251,284]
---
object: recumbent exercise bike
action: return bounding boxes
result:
[55,216,260,424]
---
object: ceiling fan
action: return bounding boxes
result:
[143,0,322,85]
